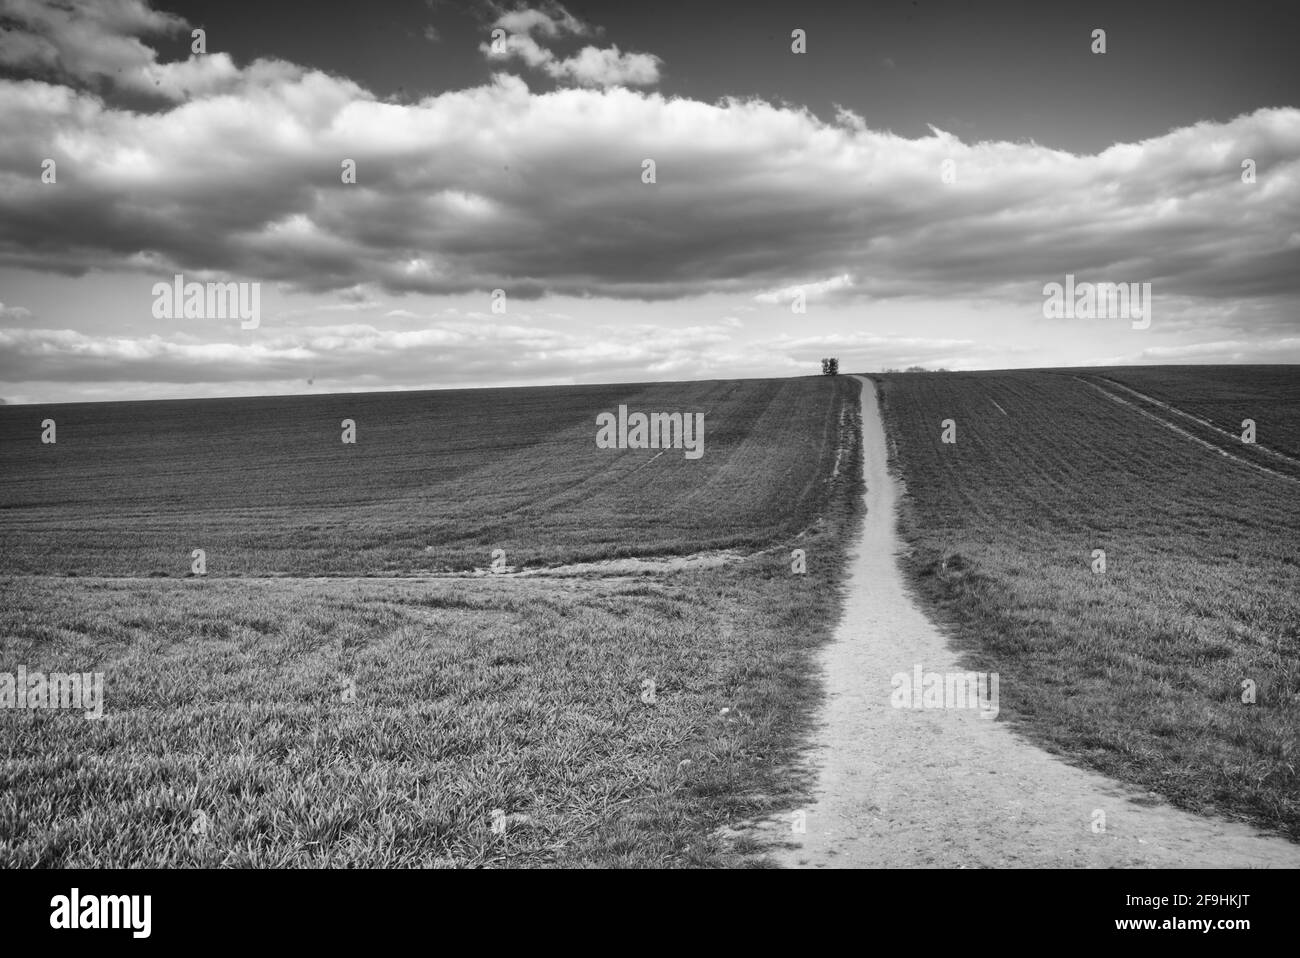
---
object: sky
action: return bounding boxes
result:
[0,0,1298,403]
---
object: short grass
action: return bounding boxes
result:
[874,368,1300,840]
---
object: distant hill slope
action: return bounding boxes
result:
[0,377,857,576]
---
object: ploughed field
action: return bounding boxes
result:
[0,375,863,867]
[875,366,1300,840]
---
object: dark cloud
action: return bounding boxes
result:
[0,0,188,96]
[4,56,1297,309]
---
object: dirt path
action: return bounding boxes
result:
[756,375,1300,868]
[7,551,747,585]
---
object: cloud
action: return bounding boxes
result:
[484,32,553,69]
[755,274,855,304]
[1129,338,1300,363]
[481,2,661,87]
[546,45,661,87]
[0,314,749,388]
[0,3,1296,322]
[0,311,1052,393]
[0,0,189,96]
[492,3,590,39]
[0,301,33,320]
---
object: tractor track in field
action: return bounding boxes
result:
[1096,376,1300,467]
[734,375,1300,868]
[1078,377,1300,484]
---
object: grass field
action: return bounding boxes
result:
[875,367,1300,840]
[1094,365,1300,462]
[0,378,845,576]
[0,375,863,867]
[6,365,1297,865]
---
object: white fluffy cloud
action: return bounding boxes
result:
[546,45,662,87]
[481,2,662,88]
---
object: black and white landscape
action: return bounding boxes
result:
[1,0,1297,913]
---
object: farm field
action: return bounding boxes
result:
[0,377,847,576]
[874,367,1300,840]
[6,365,1298,866]
[1093,365,1300,461]
[0,375,862,867]
[1075,366,1300,482]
